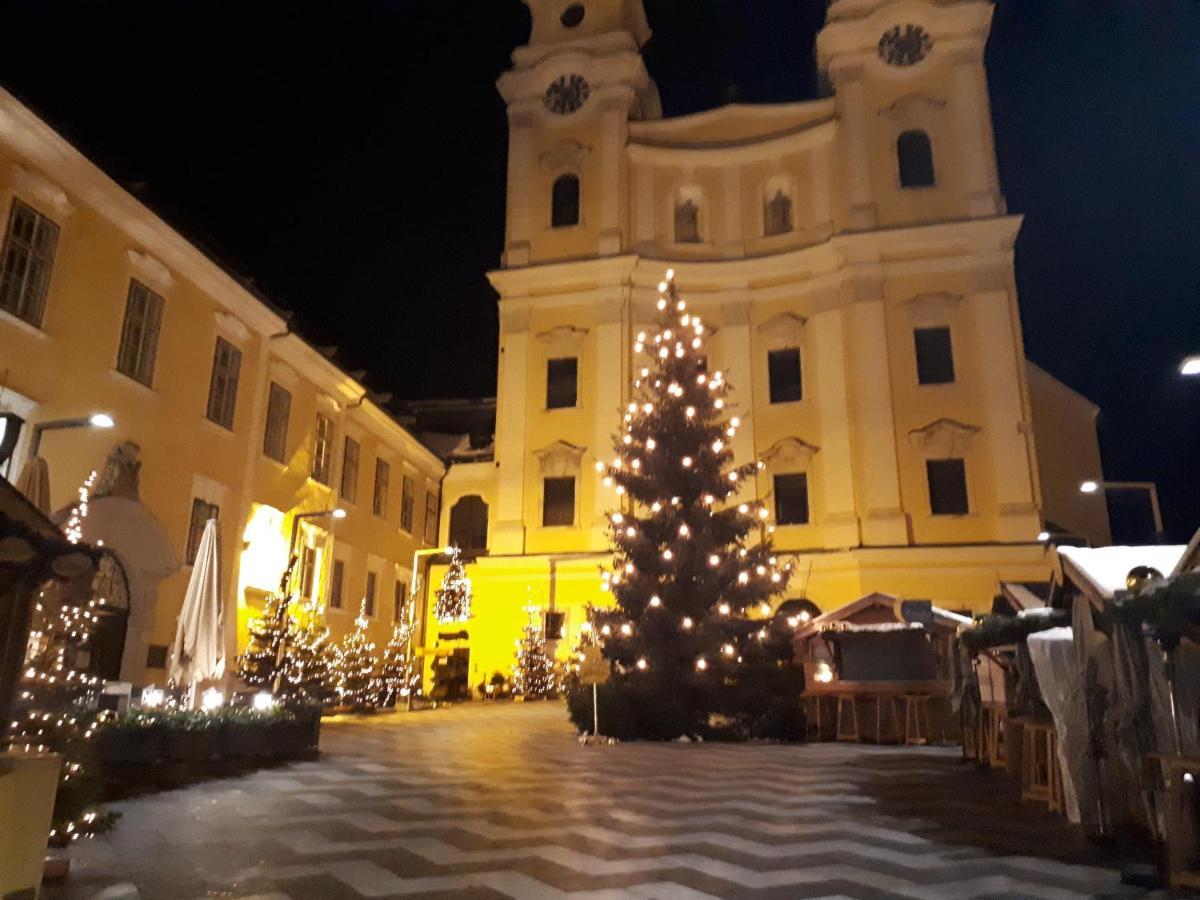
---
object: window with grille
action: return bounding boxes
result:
[312,414,334,484]
[205,337,242,429]
[116,280,164,386]
[329,559,345,610]
[186,498,219,565]
[424,490,439,544]
[373,458,390,518]
[927,458,969,515]
[262,382,291,462]
[394,580,408,622]
[543,477,575,527]
[551,174,580,228]
[914,327,955,385]
[401,475,416,532]
[0,199,59,327]
[773,473,810,526]
[341,436,360,503]
[898,130,936,188]
[364,571,377,617]
[546,357,578,409]
[768,348,802,404]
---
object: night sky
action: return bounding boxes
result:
[1,1,1197,541]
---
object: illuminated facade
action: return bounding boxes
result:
[429,0,1107,689]
[0,86,445,687]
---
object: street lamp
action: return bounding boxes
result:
[28,412,116,457]
[1079,480,1164,542]
[288,507,346,561]
[405,545,452,711]
[1180,356,1200,377]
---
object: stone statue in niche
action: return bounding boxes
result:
[94,441,142,500]
[674,198,701,244]
[764,189,793,236]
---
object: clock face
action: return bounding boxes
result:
[544,74,590,115]
[878,24,933,67]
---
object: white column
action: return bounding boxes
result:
[493,303,530,554]
[969,274,1040,542]
[505,110,536,266]
[950,45,1002,217]
[720,294,757,503]
[598,104,624,256]
[810,309,860,547]
[830,62,876,231]
[846,293,908,545]
[591,289,627,547]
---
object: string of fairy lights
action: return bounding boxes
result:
[593,269,793,675]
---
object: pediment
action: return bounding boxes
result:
[901,291,962,326]
[908,418,980,453]
[757,312,807,348]
[539,139,591,172]
[535,325,589,346]
[879,93,947,121]
[534,440,587,477]
[126,249,174,293]
[762,436,821,469]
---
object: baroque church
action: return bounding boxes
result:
[425,0,1107,686]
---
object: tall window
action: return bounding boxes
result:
[674,198,701,243]
[116,280,164,386]
[185,498,219,565]
[449,495,488,552]
[767,348,802,404]
[898,130,936,188]
[299,546,317,598]
[927,458,969,515]
[543,477,575,527]
[546,357,578,409]
[312,414,334,484]
[763,189,793,236]
[0,199,59,327]
[424,491,439,544]
[914,327,955,384]
[551,174,580,228]
[364,571,378,617]
[205,337,242,429]
[329,559,345,610]
[341,436,360,503]
[394,580,408,622]
[401,475,416,532]
[373,458,390,518]
[773,473,810,526]
[262,382,291,462]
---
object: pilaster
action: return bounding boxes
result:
[810,308,860,547]
[493,303,531,554]
[829,62,876,231]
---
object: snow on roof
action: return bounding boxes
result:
[1057,545,1187,599]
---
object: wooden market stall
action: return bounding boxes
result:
[795,593,969,744]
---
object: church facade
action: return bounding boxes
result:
[425,0,1107,689]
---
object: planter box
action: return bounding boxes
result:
[98,727,166,766]
[219,725,270,759]
[165,729,219,764]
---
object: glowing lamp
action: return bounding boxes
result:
[201,688,225,710]
[1037,531,1050,542]
[815,662,834,684]
[140,685,164,709]
[1079,480,1100,494]
[331,508,348,519]
[252,692,276,711]
[1180,355,1200,376]
[88,413,115,429]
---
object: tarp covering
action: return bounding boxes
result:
[15,456,50,514]
[169,518,224,685]
[1057,545,1186,599]
[1026,627,1086,823]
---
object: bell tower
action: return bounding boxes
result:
[497,0,660,266]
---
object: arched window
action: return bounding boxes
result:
[551,174,580,228]
[448,495,489,553]
[674,198,701,243]
[897,130,936,188]
[763,189,793,236]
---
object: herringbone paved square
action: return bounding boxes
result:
[49,703,1160,899]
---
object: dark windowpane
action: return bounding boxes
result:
[186,498,219,565]
[768,348,803,403]
[927,458,969,515]
[145,645,169,669]
[0,199,59,326]
[763,190,793,236]
[424,491,439,544]
[341,437,360,503]
[365,571,377,617]
[675,198,701,243]
[263,382,292,462]
[373,458,390,518]
[394,581,408,622]
[312,414,334,483]
[546,357,578,409]
[773,473,810,526]
[329,559,345,609]
[898,130,936,188]
[206,337,242,429]
[551,174,580,228]
[914,327,955,384]
[116,280,164,386]
[401,475,416,531]
[544,610,566,641]
[543,477,575,527]
[449,495,489,551]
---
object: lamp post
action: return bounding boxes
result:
[1079,480,1164,542]
[405,545,450,711]
[287,507,346,590]
[1179,355,1200,377]
[27,412,115,457]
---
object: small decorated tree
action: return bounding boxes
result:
[239,592,291,691]
[330,602,380,710]
[435,546,472,623]
[379,619,420,707]
[283,598,335,707]
[575,271,802,741]
[513,612,556,699]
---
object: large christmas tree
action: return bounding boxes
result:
[577,271,803,740]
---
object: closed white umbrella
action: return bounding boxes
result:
[169,518,225,689]
[15,456,51,514]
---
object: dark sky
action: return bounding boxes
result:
[1,1,1198,541]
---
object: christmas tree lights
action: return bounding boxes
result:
[512,610,556,699]
[585,271,803,740]
[435,546,472,623]
[379,618,420,706]
[329,601,380,710]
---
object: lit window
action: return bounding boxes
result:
[767,348,802,403]
[543,477,575,527]
[927,458,969,515]
[546,357,578,409]
[773,473,809,525]
[914,327,955,385]
[0,199,59,327]
[116,280,164,387]
[205,337,242,429]
[898,130,936,188]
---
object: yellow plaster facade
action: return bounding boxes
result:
[427,0,1101,691]
[0,87,445,688]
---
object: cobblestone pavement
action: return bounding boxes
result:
[48,702,1160,899]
